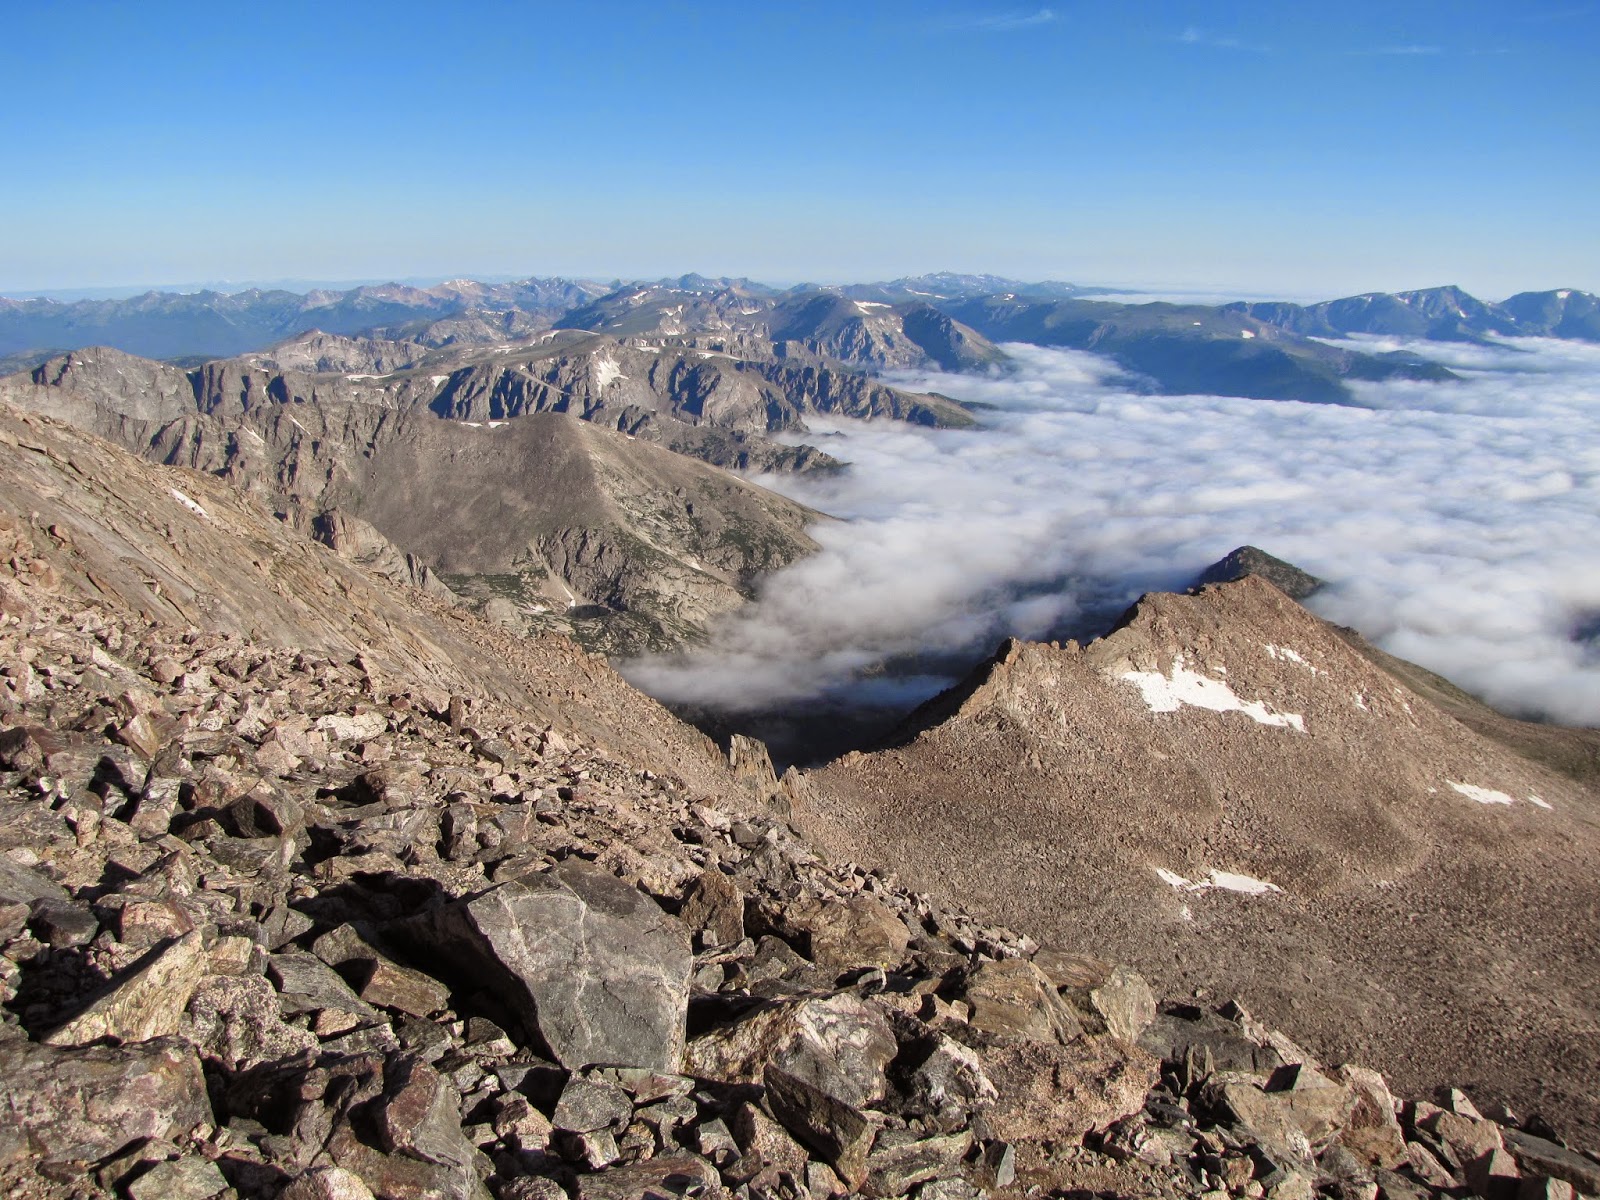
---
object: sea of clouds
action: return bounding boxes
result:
[624,336,1600,730]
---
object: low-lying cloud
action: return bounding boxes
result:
[624,337,1600,730]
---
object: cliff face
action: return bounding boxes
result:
[796,576,1600,1140]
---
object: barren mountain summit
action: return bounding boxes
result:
[794,574,1600,1140]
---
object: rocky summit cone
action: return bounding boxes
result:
[1195,546,1324,600]
[794,574,1600,1144]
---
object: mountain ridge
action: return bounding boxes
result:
[793,574,1600,1142]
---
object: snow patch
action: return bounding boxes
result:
[1529,794,1553,810]
[593,355,625,390]
[855,301,890,312]
[1264,644,1321,674]
[1157,867,1282,896]
[1448,781,1513,805]
[1353,692,1368,710]
[168,488,209,520]
[1240,330,1256,339]
[1448,781,1546,809]
[1119,654,1305,731]
[430,374,449,386]
[1557,290,1572,300]
[346,373,381,380]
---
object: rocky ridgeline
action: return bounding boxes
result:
[2,521,1598,1200]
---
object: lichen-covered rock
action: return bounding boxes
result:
[181,973,319,1070]
[399,859,692,1070]
[686,992,897,1108]
[0,1036,211,1167]
[962,957,1083,1044]
[973,1030,1158,1145]
[44,929,207,1046]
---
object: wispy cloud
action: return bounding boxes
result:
[1364,44,1445,55]
[1177,26,1271,53]
[932,8,1057,33]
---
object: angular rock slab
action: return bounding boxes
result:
[0,1035,210,1167]
[575,1155,719,1200]
[974,1031,1158,1145]
[764,1064,875,1188]
[404,859,692,1071]
[685,991,897,1108]
[45,929,207,1046]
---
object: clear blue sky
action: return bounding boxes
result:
[4,0,1596,299]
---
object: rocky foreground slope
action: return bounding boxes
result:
[2,406,1599,1200]
[793,577,1600,1144]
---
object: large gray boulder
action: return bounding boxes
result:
[401,859,692,1070]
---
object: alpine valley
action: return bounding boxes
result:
[0,271,1597,1200]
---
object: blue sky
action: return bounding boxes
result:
[4,0,1596,298]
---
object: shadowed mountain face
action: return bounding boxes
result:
[793,575,1600,1142]
[939,297,1459,404]
[1196,545,1324,599]
[1226,286,1600,344]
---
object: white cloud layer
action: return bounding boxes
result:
[624,338,1600,728]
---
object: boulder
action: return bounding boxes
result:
[685,991,898,1108]
[730,1099,811,1177]
[1332,1064,1407,1169]
[314,922,453,1016]
[962,958,1083,1044]
[0,1036,211,1167]
[553,1075,634,1134]
[398,859,692,1070]
[788,894,909,972]
[1501,1128,1600,1196]
[268,950,382,1021]
[124,1156,230,1200]
[182,974,319,1070]
[372,1056,479,1170]
[974,1031,1158,1144]
[575,1155,720,1200]
[680,867,746,948]
[1089,965,1157,1045]
[861,1130,973,1199]
[895,1031,998,1129]
[0,857,66,908]
[280,1167,379,1200]
[359,955,451,1017]
[44,929,207,1046]
[764,1064,875,1187]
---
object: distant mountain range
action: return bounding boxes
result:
[1,275,1595,407]
[1226,284,1600,344]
